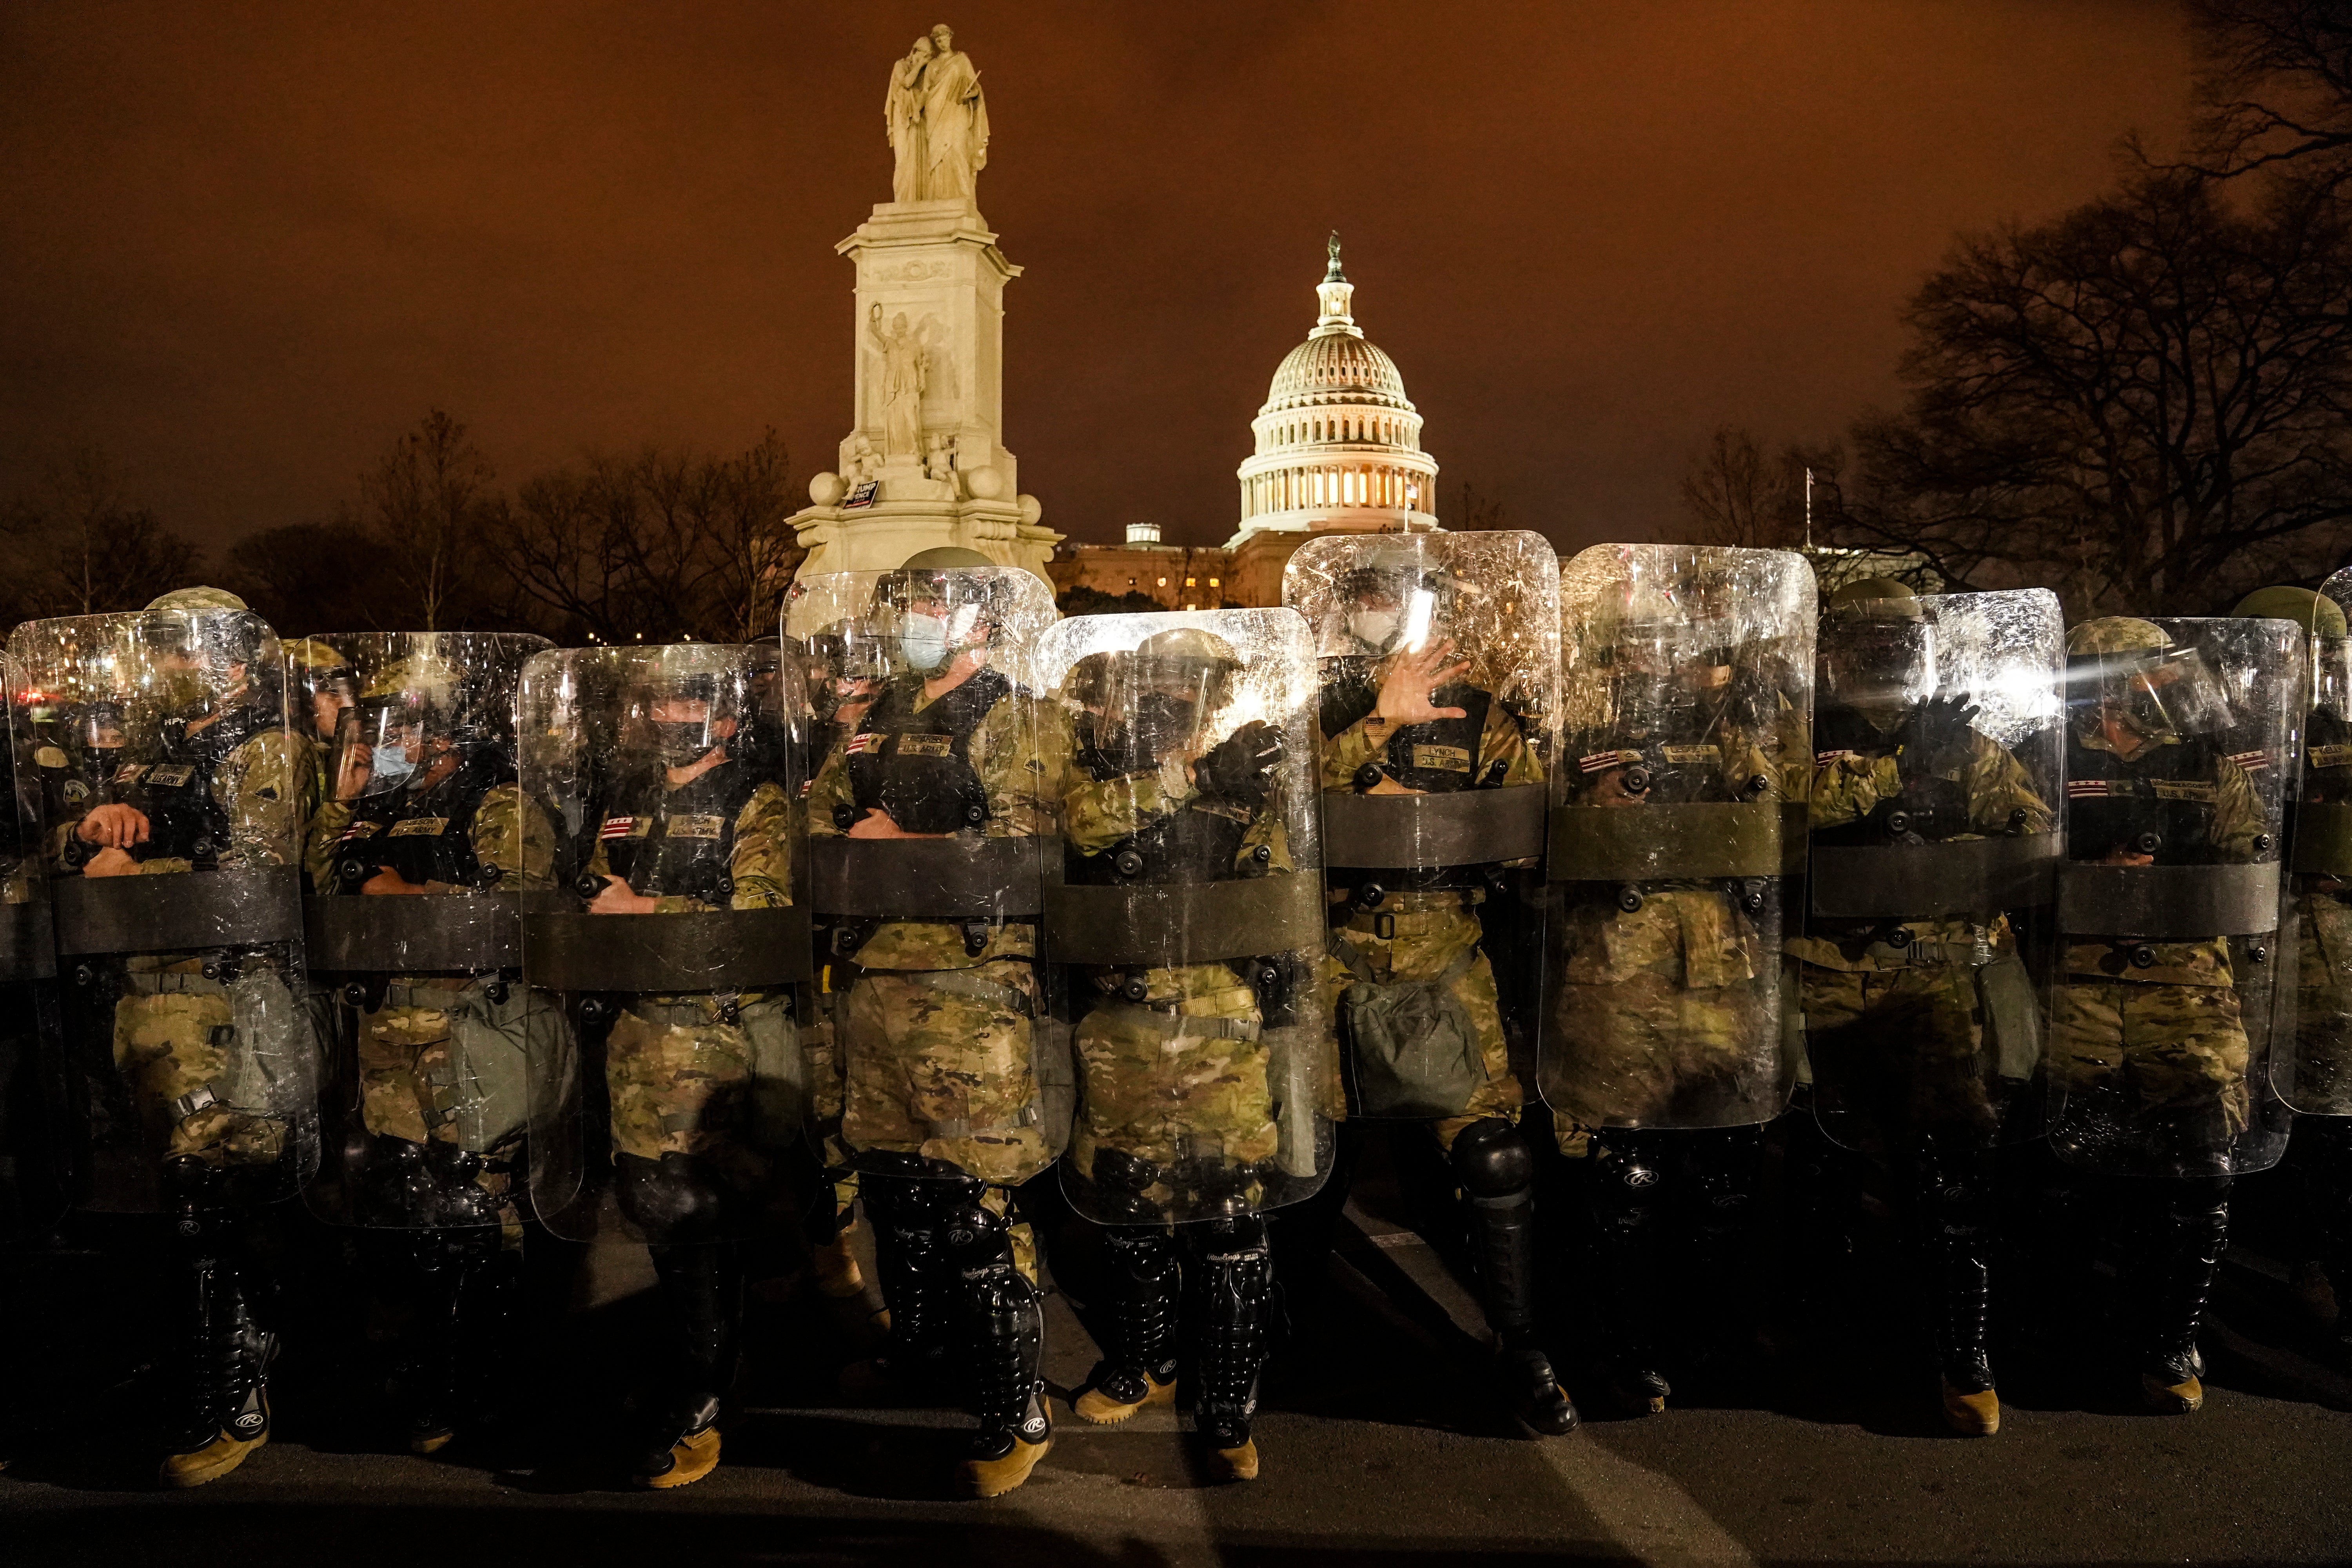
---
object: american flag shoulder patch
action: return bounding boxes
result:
[2229,749,2270,773]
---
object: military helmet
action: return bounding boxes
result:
[1825,578,1924,622]
[1134,625,1241,711]
[282,637,352,676]
[145,586,249,614]
[2064,617,2230,742]
[2231,585,2349,640]
[2065,616,2168,658]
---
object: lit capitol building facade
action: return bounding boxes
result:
[1049,237,1441,609]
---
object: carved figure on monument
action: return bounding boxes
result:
[885,37,934,205]
[844,433,881,482]
[868,307,929,460]
[883,24,989,206]
[925,434,958,483]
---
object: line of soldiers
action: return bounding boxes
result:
[3,538,2349,1498]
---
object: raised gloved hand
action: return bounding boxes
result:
[1194,721,1282,803]
[1902,694,1980,774]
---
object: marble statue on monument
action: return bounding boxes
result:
[787,24,1056,579]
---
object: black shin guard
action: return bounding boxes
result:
[945,1198,1047,1455]
[863,1174,956,1378]
[1590,1129,1670,1400]
[2306,1121,2352,1350]
[1907,1140,1994,1393]
[1094,1224,1181,1396]
[1189,1214,1274,1448]
[167,1208,274,1453]
[2129,1175,2233,1381]
[635,1241,740,1469]
[1451,1118,1577,1432]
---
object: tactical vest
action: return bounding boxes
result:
[1070,733,1260,891]
[599,758,761,904]
[2064,735,2229,864]
[1808,701,1971,847]
[843,669,1006,836]
[2304,710,2352,804]
[327,750,509,893]
[120,701,279,868]
[1569,705,1758,807]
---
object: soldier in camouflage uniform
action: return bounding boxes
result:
[2052,616,2267,1413]
[574,644,803,1488]
[37,586,318,1486]
[1300,551,1575,1435]
[806,548,1061,1499]
[1546,565,1808,1415]
[1055,627,1303,1482]
[2234,585,2352,1365]
[303,646,553,1453]
[1796,581,2054,1436]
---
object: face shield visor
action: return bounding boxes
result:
[1342,574,1446,656]
[633,681,733,767]
[338,695,445,798]
[1131,654,1235,758]
[2068,646,2233,745]
[2314,636,2352,722]
[1827,618,1936,710]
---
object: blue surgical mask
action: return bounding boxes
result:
[370,743,416,787]
[900,613,951,673]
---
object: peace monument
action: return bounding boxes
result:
[788,24,1060,577]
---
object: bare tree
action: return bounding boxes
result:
[1835,170,2352,616]
[1449,480,1508,532]
[2181,0,2352,184]
[358,410,499,630]
[0,447,201,624]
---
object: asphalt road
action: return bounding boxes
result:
[5,1132,2351,1568]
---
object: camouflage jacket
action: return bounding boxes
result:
[1793,704,2051,973]
[307,781,557,897]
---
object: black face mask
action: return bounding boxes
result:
[652,720,719,766]
[1132,690,1198,760]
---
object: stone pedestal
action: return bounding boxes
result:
[788,199,1061,579]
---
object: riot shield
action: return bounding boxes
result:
[785,563,1067,1187]
[1036,610,1335,1224]
[294,632,553,1233]
[1283,531,1558,1120]
[1539,545,1814,1131]
[2,653,66,1238]
[518,642,814,1244]
[7,608,318,1213]
[1799,588,2064,1155]
[2277,571,2352,1115]
[2048,616,2296,1177]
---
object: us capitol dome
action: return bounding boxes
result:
[1232,236,1441,547]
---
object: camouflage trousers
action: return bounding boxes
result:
[1323,895,1520,1145]
[351,976,532,1240]
[111,960,304,1181]
[1071,965,1277,1202]
[605,993,802,1197]
[1797,961,1998,1149]
[1545,970,1774,1129]
[2290,891,2352,1114]
[2047,979,2251,1145]
[839,960,1054,1185]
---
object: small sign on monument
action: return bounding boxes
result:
[843,479,880,509]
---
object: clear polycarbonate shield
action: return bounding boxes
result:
[787,565,1068,1187]
[1037,608,1335,1224]
[1802,589,2064,1155]
[2,655,67,1238]
[1539,545,1815,1131]
[291,633,554,1232]
[2049,617,2296,1177]
[518,642,814,1243]
[6,608,317,1213]
[1283,531,1559,1119]
[2279,570,2352,1115]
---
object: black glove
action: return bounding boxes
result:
[1902,694,1980,775]
[1194,721,1282,803]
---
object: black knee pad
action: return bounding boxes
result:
[613,1152,729,1245]
[1194,1211,1270,1264]
[1450,1118,1534,1200]
[1590,1133,1666,1232]
[943,1198,1017,1275]
[1102,1223,1179,1285]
